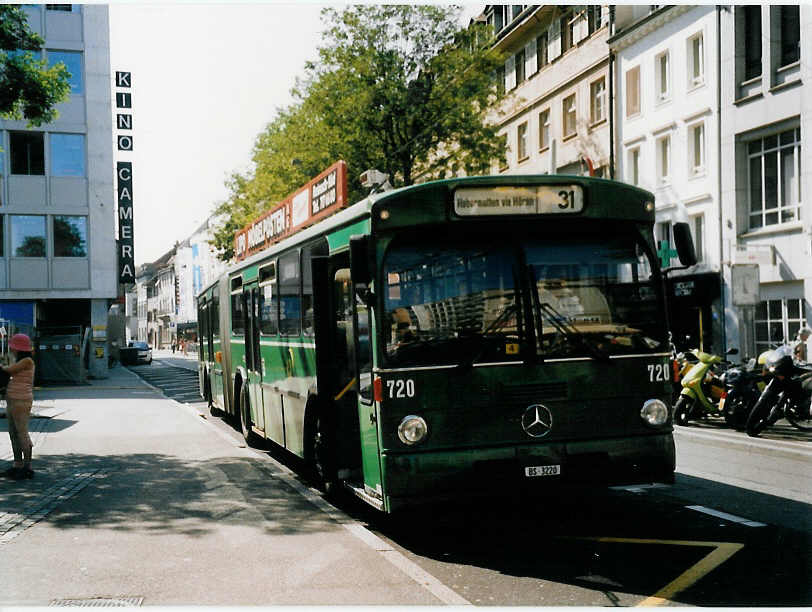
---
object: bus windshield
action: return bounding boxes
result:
[382,233,665,367]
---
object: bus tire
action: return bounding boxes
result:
[308,408,337,495]
[239,383,261,447]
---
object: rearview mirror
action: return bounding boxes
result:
[350,234,375,304]
[349,235,371,286]
[672,222,697,267]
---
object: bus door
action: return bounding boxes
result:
[243,283,265,435]
[312,255,364,481]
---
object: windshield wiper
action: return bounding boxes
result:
[454,301,521,372]
[537,302,612,363]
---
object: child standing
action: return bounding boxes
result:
[3,334,36,480]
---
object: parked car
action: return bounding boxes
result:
[121,341,152,365]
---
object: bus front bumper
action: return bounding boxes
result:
[381,433,675,511]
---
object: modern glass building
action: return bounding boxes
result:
[0,5,115,379]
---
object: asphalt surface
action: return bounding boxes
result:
[1,352,809,606]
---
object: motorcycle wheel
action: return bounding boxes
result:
[746,392,776,437]
[673,395,696,426]
[785,399,812,431]
[723,394,746,429]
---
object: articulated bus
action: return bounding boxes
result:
[197,174,696,513]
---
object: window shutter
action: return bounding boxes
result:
[548,20,561,61]
[525,38,537,76]
[505,55,516,90]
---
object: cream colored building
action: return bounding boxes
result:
[485,5,611,178]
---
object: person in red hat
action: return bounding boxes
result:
[3,333,35,480]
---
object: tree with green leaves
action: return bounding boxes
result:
[211,5,506,260]
[0,5,71,126]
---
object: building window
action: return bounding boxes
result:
[11,215,46,257]
[755,298,807,354]
[748,128,801,229]
[625,66,640,117]
[489,5,505,33]
[50,133,86,177]
[561,11,575,53]
[692,214,704,262]
[498,133,509,171]
[515,48,525,86]
[537,32,548,68]
[687,32,705,88]
[517,121,528,161]
[0,215,4,257]
[53,215,87,257]
[562,93,577,139]
[538,108,550,151]
[627,147,640,186]
[590,77,606,124]
[743,6,762,80]
[656,134,671,185]
[46,5,78,11]
[655,51,670,102]
[656,221,673,252]
[587,6,601,36]
[689,123,705,176]
[10,132,45,175]
[495,65,505,96]
[778,5,800,67]
[47,50,83,94]
[511,5,523,20]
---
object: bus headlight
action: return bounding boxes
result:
[398,415,428,445]
[640,399,669,426]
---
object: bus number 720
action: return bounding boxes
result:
[386,379,415,399]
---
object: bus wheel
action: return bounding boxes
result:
[239,384,261,447]
[205,375,218,416]
[309,411,337,495]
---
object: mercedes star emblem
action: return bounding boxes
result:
[522,404,553,438]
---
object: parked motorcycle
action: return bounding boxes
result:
[718,350,770,430]
[745,345,812,437]
[673,347,737,426]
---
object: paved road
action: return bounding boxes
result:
[121,360,812,606]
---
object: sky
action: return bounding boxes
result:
[109,3,483,266]
[109,3,327,265]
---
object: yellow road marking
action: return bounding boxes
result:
[559,536,745,607]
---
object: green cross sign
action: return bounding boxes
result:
[658,240,678,268]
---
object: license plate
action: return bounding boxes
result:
[524,465,561,477]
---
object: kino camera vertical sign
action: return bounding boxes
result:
[116,71,135,283]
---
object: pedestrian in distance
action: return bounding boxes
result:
[2,334,36,480]
[793,326,811,363]
[171,340,176,354]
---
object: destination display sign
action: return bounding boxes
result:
[234,160,348,261]
[454,185,584,216]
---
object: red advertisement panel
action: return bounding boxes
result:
[234,160,348,261]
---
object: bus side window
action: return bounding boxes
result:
[334,268,355,390]
[231,293,245,336]
[279,251,301,336]
[356,294,372,401]
[259,284,278,335]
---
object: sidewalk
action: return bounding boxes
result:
[0,364,445,605]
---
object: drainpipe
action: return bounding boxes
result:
[608,5,615,179]
[716,5,727,352]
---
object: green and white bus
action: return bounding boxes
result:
[197,171,696,513]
